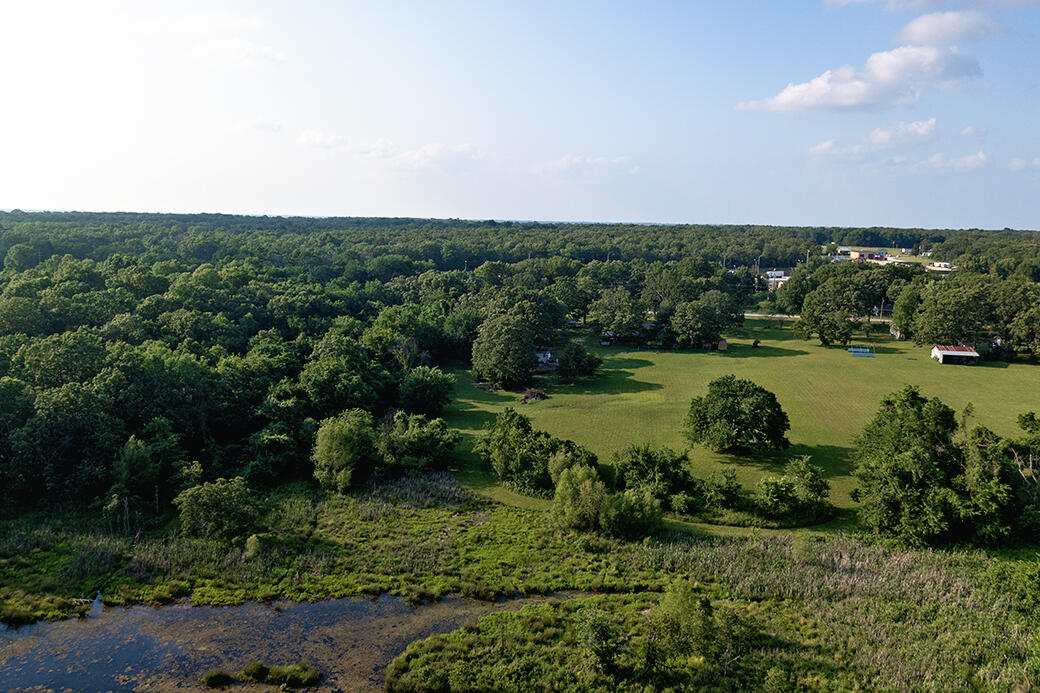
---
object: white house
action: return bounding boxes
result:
[930,345,980,365]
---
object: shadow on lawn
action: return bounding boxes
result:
[444,384,512,431]
[976,360,1010,369]
[553,365,663,395]
[718,344,809,359]
[718,443,855,480]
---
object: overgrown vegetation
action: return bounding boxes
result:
[201,660,321,688]
[3,212,1040,688]
[386,531,1040,691]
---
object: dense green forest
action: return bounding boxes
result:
[3,212,1040,690]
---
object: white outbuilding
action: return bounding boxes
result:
[930,345,980,365]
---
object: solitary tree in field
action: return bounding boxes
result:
[682,375,790,454]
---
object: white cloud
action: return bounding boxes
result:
[178,10,286,68]
[829,0,1039,11]
[193,38,287,67]
[356,140,480,169]
[809,140,837,155]
[897,11,1000,45]
[810,117,937,157]
[236,117,282,133]
[919,151,987,170]
[1010,157,1040,171]
[298,130,344,149]
[960,125,987,137]
[739,45,980,111]
[180,10,264,36]
[532,154,641,178]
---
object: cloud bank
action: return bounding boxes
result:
[739,45,980,111]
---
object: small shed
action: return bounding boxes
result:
[930,345,979,365]
[717,338,728,351]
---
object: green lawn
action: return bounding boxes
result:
[445,319,1040,521]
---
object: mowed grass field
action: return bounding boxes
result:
[444,319,1040,525]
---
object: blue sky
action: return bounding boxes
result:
[1,0,1037,228]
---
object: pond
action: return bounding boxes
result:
[0,592,557,692]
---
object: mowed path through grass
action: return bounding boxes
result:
[445,319,1040,518]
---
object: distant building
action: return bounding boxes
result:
[925,262,954,274]
[930,345,979,365]
[836,247,851,255]
[765,269,789,289]
[850,250,888,262]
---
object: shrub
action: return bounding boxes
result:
[756,476,800,518]
[652,580,759,678]
[548,441,598,486]
[475,408,586,494]
[268,661,322,687]
[576,607,625,673]
[598,489,662,538]
[173,477,257,541]
[555,341,602,382]
[311,409,379,493]
[238,660,322,688]
[756,457,832,523]
[669,489,705,515]
[703,469,743,510]
[613,444,695,510]
[552,465,607,531]
[398,366,454,416]
[239,661,269,682]
[377,411,461,474]
[201,669,236,688]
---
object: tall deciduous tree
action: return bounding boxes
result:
[471,312,536,389]
[587,286,641,338]
[683,375,790,454]
[312,409,380,493]
[670,290,742,348]
[798,277,864,346]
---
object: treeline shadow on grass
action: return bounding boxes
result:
[553,365,663,396]
[719,443,855,480]
[718,344,809,359]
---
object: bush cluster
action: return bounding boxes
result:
[311,409,460,494]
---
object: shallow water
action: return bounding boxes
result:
[0,592,551,692]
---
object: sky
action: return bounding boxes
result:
[0,0,1038,229]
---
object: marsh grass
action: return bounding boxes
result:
[387,534,1040,691]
